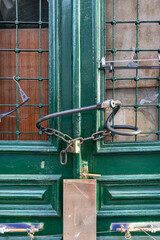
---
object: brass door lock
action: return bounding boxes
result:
[67,140,80,153]
[80,162,101,178]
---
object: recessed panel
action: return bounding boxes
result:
[97,175,160,217]
[0,175,61,216]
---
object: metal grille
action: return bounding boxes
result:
[0,0,49,141]
[105,0,160,142]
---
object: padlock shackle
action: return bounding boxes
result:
[105,101,141,136]
[36,100,114,131]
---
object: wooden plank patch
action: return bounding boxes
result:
[63,179,96,240]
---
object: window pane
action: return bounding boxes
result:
[105,0,160,142]
[0,0,49,141]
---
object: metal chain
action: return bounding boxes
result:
[43,128,110,165]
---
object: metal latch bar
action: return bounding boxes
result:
[80,161,101,178]
[100,55,160,73]
[0,223,43,234]
[111,222,160,233]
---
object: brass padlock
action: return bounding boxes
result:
[67,140,80,153]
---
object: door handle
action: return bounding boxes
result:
[111,222,160,239]
[80,173,101,178]
[0,223,43,238]
[80,163,101,178]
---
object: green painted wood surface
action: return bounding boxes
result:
[0,0,159,239]
[0,237,62,240]
[0,0,72,238]
[79,0,160,238]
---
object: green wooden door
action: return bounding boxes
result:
[75,0,160,239]
[0,0,73,239]
[0,0,159,239]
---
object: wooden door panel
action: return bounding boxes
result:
[0,174,61,217]
[97,174,160,217]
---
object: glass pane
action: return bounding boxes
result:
[139,0,159,21]
[139,23,160,50]
[115,0,137,21]
[0,0,49,141]
[18,0,39,22]
[115,24,136,50]
[105,0,160,142]
[18,52,39,78]
[0,0,16,22]
[137,107,158,133]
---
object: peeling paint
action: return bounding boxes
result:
[75,232,80,238]
[41,161,45,169]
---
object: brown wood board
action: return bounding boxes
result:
[63,179,97,240]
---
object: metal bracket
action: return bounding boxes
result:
[101,57,106,67]
[158,54,160,65]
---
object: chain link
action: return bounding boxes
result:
[44,128,72,142]
[42,128,110,165]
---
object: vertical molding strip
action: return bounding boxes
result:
[49,0,61,148]
[72,0,82,178]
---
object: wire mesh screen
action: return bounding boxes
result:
[0,0,49,141]
[105,0,160,142]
